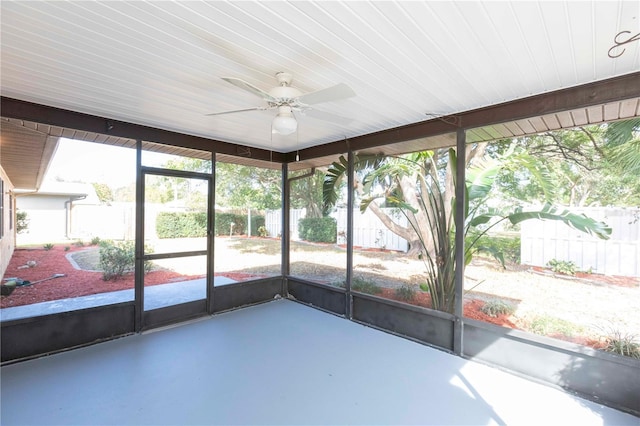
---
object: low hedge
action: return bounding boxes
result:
[156,211,265,238]
[298,217,337,243]
[214,213,265,236]
[156,212,208,238]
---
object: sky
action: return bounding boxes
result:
[44,138,169,188]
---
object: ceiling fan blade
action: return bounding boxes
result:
[205,107,267,116]
[221,77,277,102]
[297,83,355,105]
[302,109,353,126]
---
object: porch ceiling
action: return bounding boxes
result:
[1,1,639,157]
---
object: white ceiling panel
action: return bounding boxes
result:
[1,1,639,153]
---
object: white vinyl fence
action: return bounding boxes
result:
[521,207,640,277]
[265,207,409,252]
[263,208,304,240]
[71,203,183,241]
[335,208,409,252]
[71,203,136,240]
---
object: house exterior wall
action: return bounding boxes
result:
[0,166,15,280]
[16,195,69,244]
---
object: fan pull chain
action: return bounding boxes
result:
[270,122,274,163]
[295,115,300,162]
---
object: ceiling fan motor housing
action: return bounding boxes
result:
[269,85,302,104]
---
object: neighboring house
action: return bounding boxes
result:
[16,182,100,245]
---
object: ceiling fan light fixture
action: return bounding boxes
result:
[272,107,297,135]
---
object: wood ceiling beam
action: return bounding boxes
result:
[286,71,640,162]
[0,97,286,163]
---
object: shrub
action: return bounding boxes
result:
[547,259,577,276]
[156,212,208,238]
[480,299,515,317]
[351,277,382,295]
[99,240,153,281]
[156,212,266,238]
[64,246,71,252]
[257,226,268,237]
[394,284,416,301]
[603,331,640,358]
[90,236,101,245]
[249,215,265,236]
[215,213,243,236]
[73,239,85,247]
[43,243,54,250]
[298,217,337,243]
[528,315,582,337]
[334,277,383,295]
[474,234,521,264]
[16,210,29,234]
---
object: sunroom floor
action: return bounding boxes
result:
[0,299,636,425]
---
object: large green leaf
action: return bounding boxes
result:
[322,153,388,212]
[466,160,501,201]
[507,203,611,240]
[468,245,506,268]
[467,211,500,228]
[605,118,640,147]
[610,138,640,175]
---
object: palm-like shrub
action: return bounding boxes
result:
[324,148,611,314]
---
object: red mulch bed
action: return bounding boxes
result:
[378,288,517,328]
[0,247,622,353]
[377,288,611,350]
[1,246,262,308]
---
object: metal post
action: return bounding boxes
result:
[207,152,215,314]
[134,140,144,331]
[281,163,290,296]
[453,128,466,355]
[346,150,354,319]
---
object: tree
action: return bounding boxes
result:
[289,169,326,218]
[323,146,486,256]
[494,120,640,207]
[92,183,114,204]
[215,162,327,217]
[142,157,212,209]
[215,162,281,210]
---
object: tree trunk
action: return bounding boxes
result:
[355,174,422,255]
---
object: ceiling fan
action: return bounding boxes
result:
[207,72,355,135]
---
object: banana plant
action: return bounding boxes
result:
[324,147,612,313]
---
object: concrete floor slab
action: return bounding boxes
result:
[1,299,637,425]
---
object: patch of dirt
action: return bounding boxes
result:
[529,265,640,288]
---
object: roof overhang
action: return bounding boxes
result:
[0,119,58,190]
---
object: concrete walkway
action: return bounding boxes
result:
[0,276,236,322]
